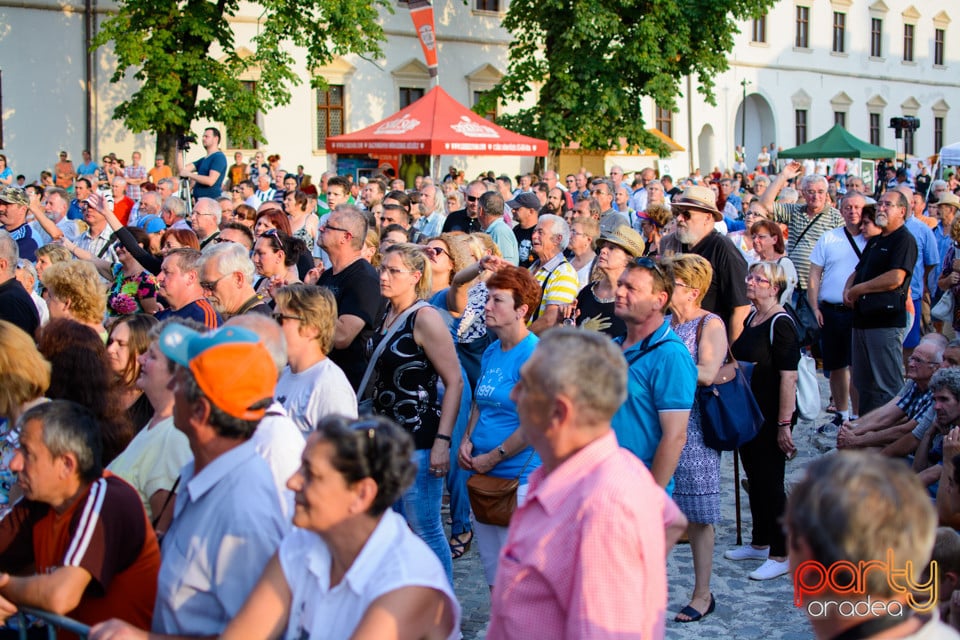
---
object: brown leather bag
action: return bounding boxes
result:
[466,474,519,527]
[466,450,536,527]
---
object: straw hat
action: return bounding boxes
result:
[597,225,646,258]
[671,185,723,221]
[937,192,960,209]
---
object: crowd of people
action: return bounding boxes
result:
[4,130,960,639]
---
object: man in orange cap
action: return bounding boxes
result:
[95,324,288,637]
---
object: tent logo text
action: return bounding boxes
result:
[451,116,499,139]
[375,114,421,135]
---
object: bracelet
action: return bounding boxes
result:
[777,421,791,427]
[435,434,451,442]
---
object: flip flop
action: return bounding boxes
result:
[674,594,716,623]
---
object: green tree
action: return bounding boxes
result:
[93,0,390,162]
[478,0,774,157]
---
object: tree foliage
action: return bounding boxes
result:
[478,0,775,156]
[93,0,390,160]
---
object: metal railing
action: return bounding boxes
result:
[14,607,89,640]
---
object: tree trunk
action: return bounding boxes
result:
[156,131,179,170]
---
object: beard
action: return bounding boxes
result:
[676,226,701,245]
[874,213,889,228]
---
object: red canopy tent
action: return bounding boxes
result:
[325,86,548,160]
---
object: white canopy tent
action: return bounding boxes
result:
[941,142,960,166]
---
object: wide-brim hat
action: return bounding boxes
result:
[937,192,960,209]
[671,185,723,221]
[597,225,646,258]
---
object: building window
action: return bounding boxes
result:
[869,113,881,145]
[834,111,846,128]
[935,116,944,152]
[833,12,846,53]
[904,126,915,155]
[871,18,883,57]
[472,91,497,123]
[796,6,810,48]
[795,109,808,145]
[752,14,767,43]
[935,29,945,66]
[655,104,673,139]
[903,24,915,62]
[0,71,3,149]
[316,84,344,148]
[475,0,499,11]
[227,81,258,150]
[399,87,425,110]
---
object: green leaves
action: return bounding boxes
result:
[93,0,389,157]
[478,0,775,156]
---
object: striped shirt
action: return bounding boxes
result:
[771,203,844,286]
[530,253,578,320]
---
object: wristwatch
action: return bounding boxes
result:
[497,444,507,458]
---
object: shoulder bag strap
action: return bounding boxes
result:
[843,227,863,259]
[512,448,537,482]
[356,300,428,402]
[792,211,825,248]
[151,475,180,529]
[529,262,559,323]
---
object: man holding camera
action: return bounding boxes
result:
[177,127,227,201]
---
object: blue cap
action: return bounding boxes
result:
[138,214,167,234]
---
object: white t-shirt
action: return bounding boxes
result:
[278,510,460,640]
[809,226,867,304]
[275,358,358,434]
[107,415,191,518]
[253,402,306,520]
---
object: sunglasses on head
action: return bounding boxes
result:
[633,256,668,287]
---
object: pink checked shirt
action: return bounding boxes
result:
[487,430,681,640]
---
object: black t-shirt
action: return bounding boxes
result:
[575,284,625,339]
[731,313,801,425]
[916,174,931,198]
[677,231,749,328]
[0,278,40,337]
[852,225,918,329]
[514,224,536,268]
[318,259,385,391]
[442,209,482,234]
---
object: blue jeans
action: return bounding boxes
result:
[395,448,454,586]
[445,370,473,537]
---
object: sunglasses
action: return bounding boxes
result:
[466,195,480,203]
[633,256,668,288]
[423,245,449,259]
[271,312,304,324]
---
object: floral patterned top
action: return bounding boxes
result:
[108,264,159,316]
[0,419,20,520]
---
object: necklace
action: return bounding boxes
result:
[751,304,780,326]
[592,281,615,304]
[382,300,416,332]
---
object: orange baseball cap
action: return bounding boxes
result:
[159,325,276,420]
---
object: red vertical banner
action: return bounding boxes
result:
[408,0,439,78]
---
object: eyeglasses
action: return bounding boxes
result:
[200,273,231,291]
[674,281,695,289]
[908,355,938,366]
[232,188,242,193]
[751,234,773,241]
[272,311,304,324]
[321,223,351,236]
[214,237,234,244]
[878,200,902,209]
[591,189,608,196]
[744,274,772,286]
[423,246,449,259]
[377,265,418,277]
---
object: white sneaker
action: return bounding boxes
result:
[749,558,791,580]
[723,546,769,561]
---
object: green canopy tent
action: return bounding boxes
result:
[778,124,895,160]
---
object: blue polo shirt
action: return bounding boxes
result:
[611,318,696,495]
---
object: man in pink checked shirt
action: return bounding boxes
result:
[487,328,687,640]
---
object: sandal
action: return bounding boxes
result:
[450,530,473,559]
[674,594,716,623]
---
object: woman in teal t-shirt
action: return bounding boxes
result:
[457,265,542,588]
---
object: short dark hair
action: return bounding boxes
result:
[20,400,103,483]
[204,127,221,142]
[479,191,504,217]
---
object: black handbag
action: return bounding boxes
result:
[856,290,906,315]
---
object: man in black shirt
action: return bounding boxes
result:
[0,229,39,336]
[844,190,918,415]
[508,192,541,269]
[316,205,384,390]
[660,186,750,342]
[442,181,486,234]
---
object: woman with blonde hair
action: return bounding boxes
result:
[0,320,51,519]
[42,259,108,339]
[425,233,471,296]
[662,254,728,622]
[35,243,73,281]
[369,243,463,585]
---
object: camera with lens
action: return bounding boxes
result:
[176,133,198,151]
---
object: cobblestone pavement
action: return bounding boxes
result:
[452,379,838,639]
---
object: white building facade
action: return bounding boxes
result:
[0,0,956,183]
